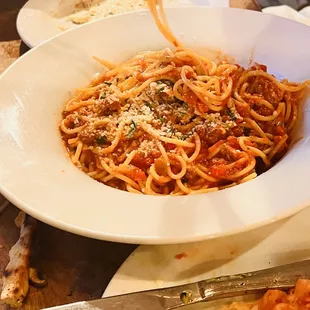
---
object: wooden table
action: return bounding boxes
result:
[0,1,260,309]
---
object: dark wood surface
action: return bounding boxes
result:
[0,1,261,309]
[0,202,137,310]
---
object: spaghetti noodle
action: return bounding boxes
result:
[59,0,309,195]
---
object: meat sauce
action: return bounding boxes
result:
[60,49,303,195]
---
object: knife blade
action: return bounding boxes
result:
[42,281,203,310]
[43,259,310,310]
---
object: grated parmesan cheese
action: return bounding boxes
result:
[56,0,192,28]
[139,139,157,157]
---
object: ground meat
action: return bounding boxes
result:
[284,91,299,107]
[246,94,273,116]
[195,124,227,146]
[78,126,100,144]
[81,150,96,166]
[219,144,241,162]
[250,63,267,72]
[231,66,245,87]
[182,167,199,185]
[96,94,121,116]
[131,151,161,170]
[250,78,283,105]
[234,100,250,118]
[154,158,167,176]
[230,126,244,137]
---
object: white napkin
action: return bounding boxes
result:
[262,5,310,26]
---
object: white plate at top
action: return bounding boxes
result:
[104,207,310,299]
[1,7,310,244]
[16,0,229,48]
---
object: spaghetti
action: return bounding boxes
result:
[59,0,309,195]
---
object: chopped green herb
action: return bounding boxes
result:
[167,127,176,137]
[157,79,174,87]
[252,103,258,110]
[223,124,231,131]
[244,127,251,136]
[159,116,167,124]
[100,93,106,100]
[68,122,75,129]
[180,134,190,141]
[144,101,154,110]
[156,79,174,94]
[158,86,165,93]
[96,135,107,145]
[127,121,137,138]
[181,177,188,183]
[176,98,187,107]
[226,109,237,121]
[178,110,187,116]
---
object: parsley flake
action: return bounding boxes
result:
[128,121,137,138]
[96,135,107,145]
[100,93,106,100]
[226,109,237,121]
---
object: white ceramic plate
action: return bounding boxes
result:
[16,0,229,48]
[104,207,310,299]
[1,7,310,244]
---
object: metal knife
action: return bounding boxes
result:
[42,259,310,310]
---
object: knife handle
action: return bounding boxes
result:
[199,259,310,301]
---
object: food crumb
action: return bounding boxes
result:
[14,211,25,228]
[175,252,188,260]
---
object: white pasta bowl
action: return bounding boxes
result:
[1,7,310,244]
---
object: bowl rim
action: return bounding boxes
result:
[2,6,310,244]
